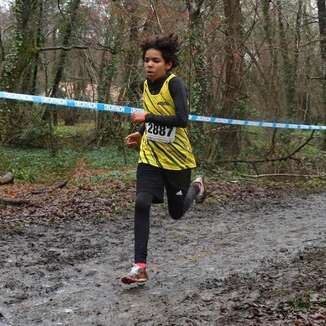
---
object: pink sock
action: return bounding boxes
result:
[135,263,146,269]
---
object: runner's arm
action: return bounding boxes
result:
[137,82,146,134]
[138,124,146,135]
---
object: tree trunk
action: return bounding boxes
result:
[186,0,210,115]
[276,0,292,117]
[261,0,281,114]
[218,0,244,159]
[0,0,39,144]
[96,6,124,145]
[317,0,326,149]
[276,0,302,118]
[49,0,81,98]
[30,0,44,95]
[300,1,312,122]
[261,0,281,157]
[119,0,141,105]
[45,0,81,153]
[0,30,4,65]
[0,0,39,91]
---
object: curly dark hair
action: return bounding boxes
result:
[140,34,180,69]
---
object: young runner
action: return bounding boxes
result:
[121,34,205,284]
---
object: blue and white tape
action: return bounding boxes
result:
[1,91,326,131]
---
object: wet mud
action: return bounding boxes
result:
[0,191,326,325]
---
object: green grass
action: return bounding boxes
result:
[0,122,138,183]
[54,122,95,140]
[0,145,138,183]
[84,147,138,169]
[0,147,80,182]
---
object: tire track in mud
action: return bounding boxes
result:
[0,192,325,325]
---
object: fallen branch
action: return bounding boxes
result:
[51,180,68,190]
[0,172,14,185]
[31,180,68,194]
[242,173,326,179]
[0,197,30,206]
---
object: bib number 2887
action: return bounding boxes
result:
[146,122,176,143]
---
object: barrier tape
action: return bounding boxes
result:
[1,91,326,131]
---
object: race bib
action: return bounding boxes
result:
[146,122,176,143]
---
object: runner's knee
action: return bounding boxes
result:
[135,192,152,214]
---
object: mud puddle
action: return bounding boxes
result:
[0,191,325,325]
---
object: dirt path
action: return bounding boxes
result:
[0,191,326,325]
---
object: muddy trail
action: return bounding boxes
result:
[0,190,326,326]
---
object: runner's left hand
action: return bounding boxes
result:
[125,132,142,148]
[132,112,148,123]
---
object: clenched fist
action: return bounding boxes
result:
[125,132,142,149]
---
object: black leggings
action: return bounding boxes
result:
[134,183,199,263]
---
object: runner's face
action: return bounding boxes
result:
[144,49,172,81]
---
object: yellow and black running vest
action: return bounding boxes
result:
[139,74,196,170]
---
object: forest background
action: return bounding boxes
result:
[1,0,326,184]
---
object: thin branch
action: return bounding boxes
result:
[37,45,89,52]
[57,0,66,19]
[37,44,118,53]
[217,131,315,165]
[149,0,164,33]
[309,76,326,80]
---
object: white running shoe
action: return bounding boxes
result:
[192,176,206,203]
[121,265,148,284]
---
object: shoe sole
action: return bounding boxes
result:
[121,276,147,285]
